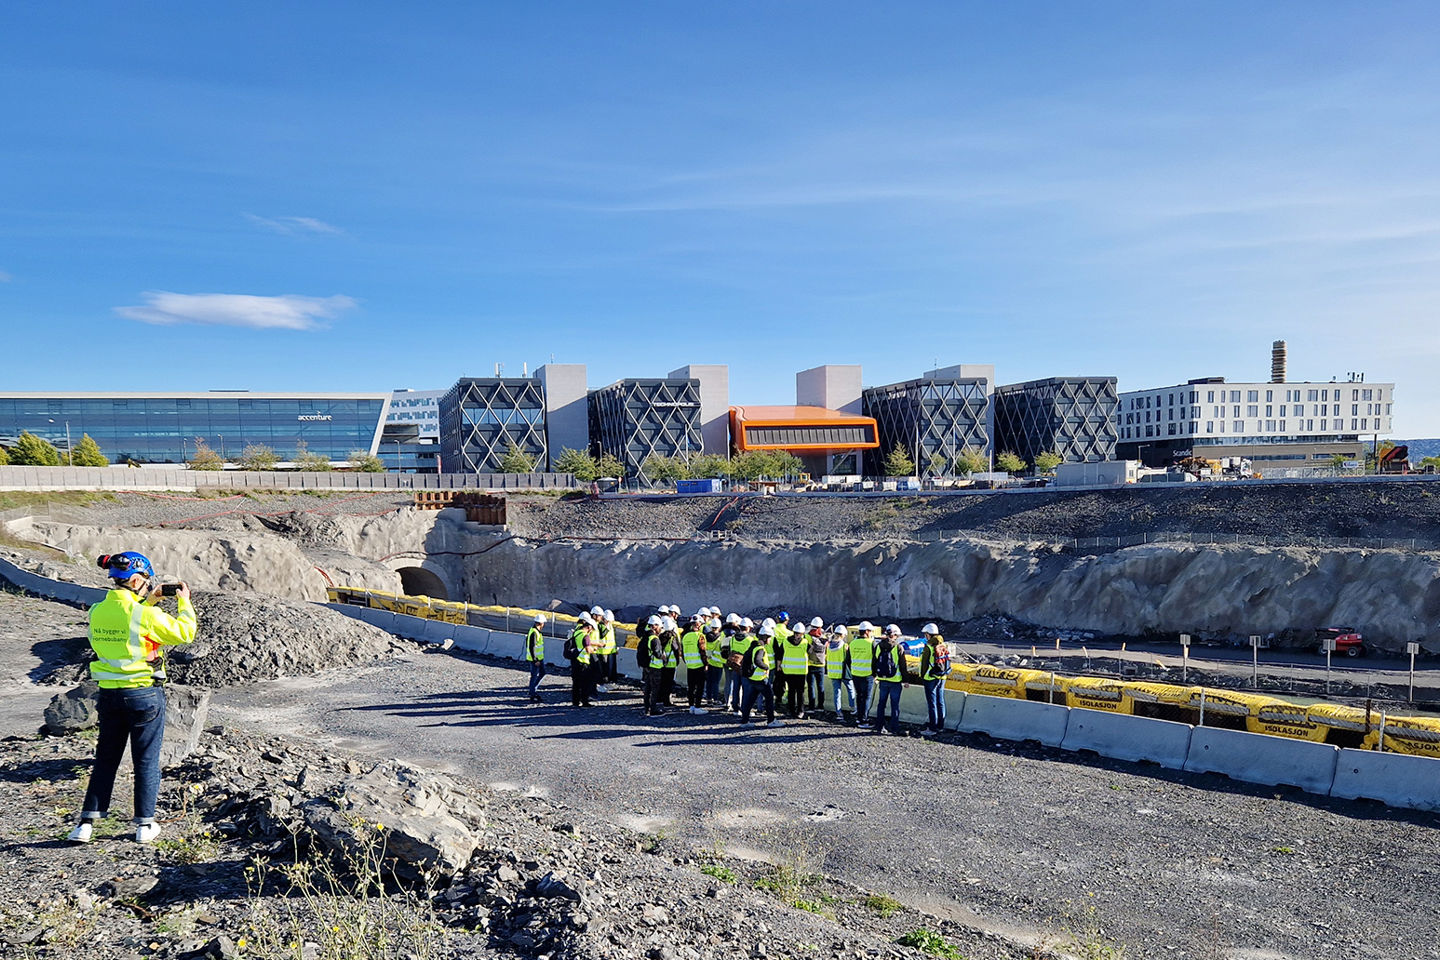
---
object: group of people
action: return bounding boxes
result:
[525,605,953,735]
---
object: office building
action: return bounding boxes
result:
[862,367,993,476]
[438,378,548,474]
[993,377,1119,464]
[0,391,389,465]
[729,405,879,476]
[380,389,444,473]
[588,378,702,484]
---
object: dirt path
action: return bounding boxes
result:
[215,650,1440,960]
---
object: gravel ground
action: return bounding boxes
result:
[25,490,413,530]
[213,646,1440,960]
[506,480,1440,546]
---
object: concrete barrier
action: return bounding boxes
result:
[1184,726,1339,794]
[487,630,526,661]
[421,619,457,644]
[450,625,492,655]
[897,684,932,725]
[1060,710,1193,770]
[1329,749,1440,812]
[389,612,428,641]
[324,603,366,620]
[957,694,1070,747]
[356,608,397,634]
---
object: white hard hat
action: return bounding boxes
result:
[707,618,722,631]
[590,605,604,616]
[832,625,849,638]
[922,623,940,635]
[579,612,595,625]
[647,615,663,626]
[725,613,740,625]
[809,616,824,628]
[758,624,774,637]
[741,617,754,629]
[661,616,677,632]
[885,624,901,635]
[761,617,776,630]
[533,614,547,625]
[604,609,615,621]
[858,621,874,633]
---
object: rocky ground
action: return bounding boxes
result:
[505,479,1440,546]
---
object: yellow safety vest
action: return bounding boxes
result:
[848,637,874,678]
[729,634,754,662]
[599,624,617,655]
[774,622,792,643]
[780,637,809,675]
[878,640,907,684]
[749,646,771,682]
[922,638,949,680]
[661,633,678,667]
[88,588,197,689]
[825,642,848,680]
[705,632,727,668]
[525,626,544,662]
[571,628,591,665]
[681,630,705,669]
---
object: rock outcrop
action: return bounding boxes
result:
[43,681,211,766]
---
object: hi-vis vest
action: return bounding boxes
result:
[825,642,848,680]
[922,638,949,680]
[848,637,875,678]
[525,627,544,662]
[773,622,792,643]
[598,624,617,655]
[730,634,755,662]
[681,630,705,669]
[571,627,591,665]
[88,588,197,689]
[877,640,907,683]
[661,634,679,667]
[780,637,809,675]
[749,645,771,682]
[705,632,727,668]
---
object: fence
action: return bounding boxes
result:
[0,465,576,493]
[917,528,1440,554]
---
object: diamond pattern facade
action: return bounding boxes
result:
[439,378,548,473]
[862,378,990,476]
[588,378,702,484]
[993,377,1118,463]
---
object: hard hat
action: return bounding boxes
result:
[725,613,740,625]
[579,612,595,625]
[922,623,940,635]
[533,614,547,624]
[832,625,849,638]
[741,617,754,628]
[661,616,677,632]
[604,609,615,621]
[885,624,901,635]
[858,621,874,633]
[707,618,722,631]
[758,624,774,637]
[98,551,154,580]
[777,611,790,622]
[589,605,604,616]
[761,618,776,630]
[647,615,663,626]
[809,616,824,628]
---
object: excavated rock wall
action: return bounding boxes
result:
[466,536,1440,652]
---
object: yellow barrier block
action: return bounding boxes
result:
[1064,676,1133,714]
[1246,701,1330,742]
[955,666,1047,700]
[1364,715,1440,757]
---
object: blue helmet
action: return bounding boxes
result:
[98,552,154,580]
[777,611,790,622]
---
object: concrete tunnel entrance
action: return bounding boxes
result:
[397,565,449,600]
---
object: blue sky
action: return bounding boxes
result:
[4,2,1440,433]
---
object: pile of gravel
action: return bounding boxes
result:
[162,592,408,686]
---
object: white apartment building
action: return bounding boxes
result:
[1118,378,1394,445]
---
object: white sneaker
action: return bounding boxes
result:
[596,685,609,693]
[67,822,93,843]
[765,720,783,728]
[689,706,707,715]
[135,823,162,844]
[922,728,940,737]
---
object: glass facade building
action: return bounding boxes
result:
[438,378,548,473]
[862,377,991,476]
[588,378,702,484]
[381,389,444,473]
[992,377,1119,464]
[0,392,390,465]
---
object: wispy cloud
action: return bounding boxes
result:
[243,213,343,236]
[114,292,356,331]
[0,269,11,282]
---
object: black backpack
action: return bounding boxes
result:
[563,635,578,660]
[874,643,898,680]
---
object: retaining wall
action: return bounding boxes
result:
[0,465,576,492]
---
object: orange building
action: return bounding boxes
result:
[729,405,879,474]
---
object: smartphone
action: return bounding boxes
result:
[159,583,181,597]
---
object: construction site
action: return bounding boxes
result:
[1,478,1438,960]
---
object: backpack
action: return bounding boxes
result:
[563,636,578,660]
[874,643,898,680]
[931,643,951,678]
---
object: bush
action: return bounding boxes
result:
[642,453,690,485]
[953,447,987,476]
[498,443,536,473]
[1033,450,1064,475]
[688,453,731,479]
[9,431,61,466]
[188,439,224,471]
[237,444,280,471]
[595,453,626,479]
[291,440,332,472]
[0,445,10,466]
[347,450,385,473]
[995,451,1027,475]
[67,434,109,467]
[552,447,598,481]
[882,445,915,478]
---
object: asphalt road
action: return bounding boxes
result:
[215,650,1440,960]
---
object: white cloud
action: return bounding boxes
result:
[0,269,11,282]
[243,213,343,236]
[114,292,356,331]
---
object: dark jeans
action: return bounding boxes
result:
[781,673,806,717]
[82,685,166,823]
[704,663,724,701]
[527,660,546,698]
[851,676,873,725]
[571,660,592,706]
[661,667,677,704]
[741,678,775,724]
[643,669,667,714]
[873,681,903,733]
[686,664,707,707]
[726,668,745,711]
[806,667,825,709]
[924,677,947,730]
[606,651,619,682]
